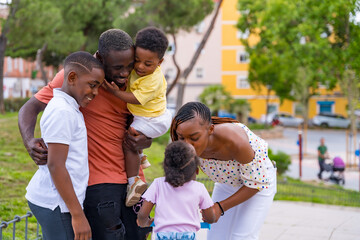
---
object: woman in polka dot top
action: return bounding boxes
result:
[171,102,277,240]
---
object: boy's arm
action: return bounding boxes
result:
[103,81,140,104]
[137,200,154,228]
[18,97,48,165]
[47,143,91,240]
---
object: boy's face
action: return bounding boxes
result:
[100,48,134,88]
[71,68,105,108]
[134,47,163,77]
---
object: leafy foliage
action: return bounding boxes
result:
[268,148,291,175]
[115,0,214,37]
[199,84,232,116]
[6,0,131,66]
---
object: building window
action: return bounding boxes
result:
[167,43,175,55]
[267,104,278,114]
[317,101,334,114]
[236,76,250,89]
[196,68,204,78]
[19,59,24,73]
[7,57,12,72]
[237,29,250,39]
[165,68,175,81]
[195,21,205,33]
[237,51,249,63]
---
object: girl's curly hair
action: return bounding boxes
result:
[163,141,199,187]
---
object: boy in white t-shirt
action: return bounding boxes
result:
[25,51,105,240]
[104,27,172,207]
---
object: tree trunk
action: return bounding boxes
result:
[174,0,223,111]
[0,36,6,114]
[36,43,48,85]
[166,33,181,96]
[0,0,20,114]
[264,87,271,128]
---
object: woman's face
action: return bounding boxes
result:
[175,115,212,156]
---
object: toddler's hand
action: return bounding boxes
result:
[103,80,120,94]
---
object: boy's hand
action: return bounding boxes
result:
[72,214,92,240]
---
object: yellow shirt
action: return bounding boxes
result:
[127,66,167,117]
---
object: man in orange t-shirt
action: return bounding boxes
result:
[18,29,152,240]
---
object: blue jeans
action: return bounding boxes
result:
[28,201,74,240]
[83,183,151,240]
[155,232,196,240]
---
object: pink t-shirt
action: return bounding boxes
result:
[142,177,213,233]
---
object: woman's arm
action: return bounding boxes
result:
[213,186,259,221]
[137,200,154,227]
[47,143,91,240]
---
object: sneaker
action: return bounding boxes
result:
[126,177,147,207]
[141,155,151,169]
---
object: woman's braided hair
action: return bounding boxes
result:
[170,102,238,141]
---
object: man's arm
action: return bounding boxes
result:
[18,96,48,165]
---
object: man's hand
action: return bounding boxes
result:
[124,127,152,151]
[26,138,48,165]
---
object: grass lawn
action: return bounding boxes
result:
[1,112,359,238]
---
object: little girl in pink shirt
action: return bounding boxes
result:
[137,141,215,239]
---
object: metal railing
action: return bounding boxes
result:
[0,212,42,240]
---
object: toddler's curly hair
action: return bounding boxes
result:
[164,141,199,187]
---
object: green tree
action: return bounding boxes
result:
[6,0,131,83]
[237,0,340,126]
[229,98,251,124]
[0,0,20,114]
[199,84,232,116]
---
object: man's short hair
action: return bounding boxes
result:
[64,51,103,75]
[98,29,134,57]
[135,27,168,59]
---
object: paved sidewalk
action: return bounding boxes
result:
[196,200,360,240]
[259,201,360,240]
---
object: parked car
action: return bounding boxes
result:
[312,113,350,128]
[274,113,303,127]
[260,112,303,127]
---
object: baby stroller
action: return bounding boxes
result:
[324,156,345,185]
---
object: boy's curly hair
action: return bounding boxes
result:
[135,27,168,59]
[164,141,199,187]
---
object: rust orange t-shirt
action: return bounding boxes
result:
[35,70,145,186]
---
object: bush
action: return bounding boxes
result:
[268,148,291,175]
[4,98,30,112]
[153,130,170,146]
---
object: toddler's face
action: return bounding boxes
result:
[134,47,163,77]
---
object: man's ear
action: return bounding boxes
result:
[95,51,103,63]
[67,71,77,85]
[208,124,214,135]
